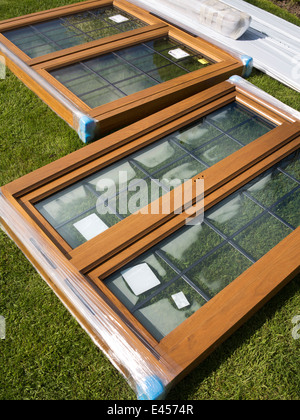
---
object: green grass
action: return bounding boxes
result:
[245,0,300,25]
[0,0,300,401]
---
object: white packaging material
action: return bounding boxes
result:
[168,48,190,59]
[121,263,161,295]
[164,0,251,39]
[73,213,108,240]
[171,292,190,309]
[109,14,129,23]
[197,0,251,39]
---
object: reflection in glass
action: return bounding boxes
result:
[104,152,299,340]
[35,103,277,250]
[50,36,213,108]
[4,6,146,58]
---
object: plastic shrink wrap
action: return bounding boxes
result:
[0,0,252,143]
[1,76,300,400]
[164,0,251,39]
[0,191,177,400]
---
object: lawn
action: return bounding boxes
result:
[0,0,299,400]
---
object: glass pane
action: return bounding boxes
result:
[207,103,250,131]
[50,36,213,108]
[279,152,300,180]
[206,192,263,236]
[145,38,177,52]
[99,62,141,84]
[154,155,206,189]
[14,33,49,49]
[35,184,98,227]
[132,139,186,174]
[3,5,147,58]
[273,189,300,228]
[55,35,89,49]
[233,213,292,261]
[131,53,170,72]
[64,73,108,96]
[246,169,298,208]
[194,135,241,166]
[57,208,120,249]
[26,43,59,58]
[229,118,273,145]
[105,251,178,311]
[134,277,206,341]
[115,176,154,218]
[35,102,277,249]
[180,55,210,71]
[186,243,252,298]
[51,64,90,83]
[103,151,298,340]
[175,120,222,150]
[80,85,125,108]
[173,103,275,166]
[159,223,223,270]
[117,44,151,60]
[87,53,123,72]
[115,74,158,95]
[148,64,188,83]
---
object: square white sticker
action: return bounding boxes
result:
[121,263,161,296]
[109,14,129,23]
[171,291,190,309]
[168,48,190,60]
[73,213,108,241]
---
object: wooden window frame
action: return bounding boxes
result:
[0,0,244,138]
[1,80,300,389]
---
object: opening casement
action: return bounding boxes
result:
[1,80,299,399]
[0,0,248,142]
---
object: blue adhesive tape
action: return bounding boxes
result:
[241,55,253,78]
[137,375,165,400]
[78,115,97,143]
[228,75,243,84]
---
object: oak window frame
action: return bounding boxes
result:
[0,0,245,139]
[1,80,300,391]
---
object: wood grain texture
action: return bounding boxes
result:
[0,0,113,31]
[156,227,300,374]
[4,81,235,197]
[28,22,166,67]
[69,122,300,272]
[88,136,300,280]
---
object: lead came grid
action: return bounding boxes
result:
[3,6,146,58]
[104,152,300,341]
[35,102,275,250]
[49,37,213,108]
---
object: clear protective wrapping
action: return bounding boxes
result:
[129,0,300,92]
[163,0,251,39]
[0,191,177,400]
[1,75,300,399]
[0,40,98,143]
[228,75,300,122]
[0,0,253,146]
[128,0,253,76]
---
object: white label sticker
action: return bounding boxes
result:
[168,48,190,59]
[121,263,161,296]
[73,213,108,241]
[171,291,190,309]
[109,14,129,23]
